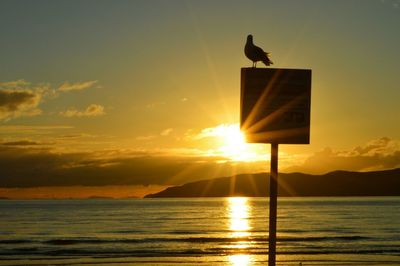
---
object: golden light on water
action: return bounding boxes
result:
[227,197,252,265]
[229,254,251,266]
[228,197,250,236]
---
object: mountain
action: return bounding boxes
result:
[145,168,400,198]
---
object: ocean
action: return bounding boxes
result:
[0,197,399,265]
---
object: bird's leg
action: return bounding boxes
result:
[255,62,257,68]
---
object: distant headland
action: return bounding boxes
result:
[145,168,400,198]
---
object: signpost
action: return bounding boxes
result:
[240,67,312,266]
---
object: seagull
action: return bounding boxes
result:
[244,34,273,68]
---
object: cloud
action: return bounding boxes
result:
[136,128,173,141]
[160,128,173,136]
[136,135,156,141]
[57,80,98,92]
[0,125,74,134]
[194,124,237,139]
[60,104,105,117]
[1,135,398,189]
[0,79,102,121]
[0,86,43,120]
[351,137,398,156]
[0,80,30,88]
[1,140,40,146]
[0,145,265,188]
[287,137,400,174]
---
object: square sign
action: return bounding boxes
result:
[240,68,312,144]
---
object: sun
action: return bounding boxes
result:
[211,124,262,161]
[197,123,267,161]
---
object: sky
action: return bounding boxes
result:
[0,0,399,198]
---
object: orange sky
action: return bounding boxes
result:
[0,1,399,198]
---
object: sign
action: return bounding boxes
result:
[240,68,311,144]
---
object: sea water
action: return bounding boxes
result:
[0,197,399,265]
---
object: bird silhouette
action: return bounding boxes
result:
[244,34,273,68]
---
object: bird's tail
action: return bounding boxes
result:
[263,52,273,66]
[262,58,273,66]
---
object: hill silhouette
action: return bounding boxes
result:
[145,168,400,198]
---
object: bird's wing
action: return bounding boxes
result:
[253,45,265,55]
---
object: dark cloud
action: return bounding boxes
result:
[2,137,398,188]
[1,140,40,146]
[287,137,400,174]
[0,89,42,120]
[0,79,103,121]
[0,146,263,188]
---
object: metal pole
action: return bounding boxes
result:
[268,143,278,266]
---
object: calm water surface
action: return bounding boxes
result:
[0,197,399,265]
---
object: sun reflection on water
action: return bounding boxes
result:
[227,197,252,265]
[229,197,250,237]
[229,254,251,266]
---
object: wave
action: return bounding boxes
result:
[1,235,398,258]
[0,235,372,246]
[0,239,34,244]
[1,247,399,257]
